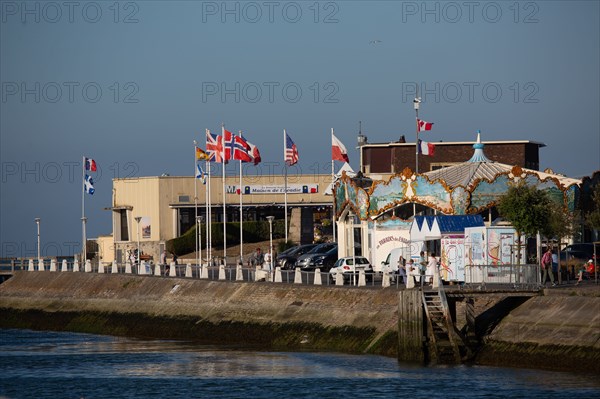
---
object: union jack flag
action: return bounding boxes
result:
[206,129,223,163]
[285,131,298,166]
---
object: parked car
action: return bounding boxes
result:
[298,246,338,271]
[560,243,597,265]
[295,243,337,269]
[329,256,374,284]
[276,244,318,270]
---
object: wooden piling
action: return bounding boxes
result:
[397,289,425,363]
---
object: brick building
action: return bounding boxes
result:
[360,140,545,179]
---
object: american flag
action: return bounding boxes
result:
[206,129,223,163]
[285,132,298,165]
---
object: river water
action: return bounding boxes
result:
[0,329,598,399]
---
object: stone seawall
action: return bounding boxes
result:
[0,272,400,356]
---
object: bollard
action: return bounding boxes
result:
[73,259,80,272]
[85,260,92,273]
[98,263,105,274]
[218,264,226,280]
[146,262,152,275]
[358,270,366,287]
[406,274,415,289]
[50,259,57,272]
[28,259,34,271]
[185,263,193,278]
[138,261,146,275]
[313,268,322,285]
[254,266,264,281]
[61,259,68,272]
[112,261,118,274]
[200,265,208,279]
[335,272,344,286]
[236,265,243,281]
[294,267,302,284]
[382,271,390,288]
[274,266,282,283]
[432,275,439,289]
[125,261,132,274]
[154,262,161,276]
[169,261,177,277]
[38,258,45,271]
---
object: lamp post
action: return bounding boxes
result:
[34,217,41,260]
[196,216,203,267]
[266,216,275,271]
[134,216,142,268]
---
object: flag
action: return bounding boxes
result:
[196,164,206,184]
[246,141,262,165]
[417,118,433,132]
[233,133,252,162]
[84,174,95,195]
[196,147,208,161]
[85,158,97,171]
[332,132,350,163]
[222,128,234,162]
[206,130,224,163]
[285,132,298,165]
[418,139,435,156]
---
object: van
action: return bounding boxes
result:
[380,248,405,274]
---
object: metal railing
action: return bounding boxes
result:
[463,263,541,290]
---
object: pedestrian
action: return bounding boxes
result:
[398,256,406,284]
[541,247,556,287]
[551,250,559,283]
[249,247,264,267]
[427,253,437,285]
[418,251,427,285]
[264,251,272,271]
[406,259,417,285]
[160,250,168,275]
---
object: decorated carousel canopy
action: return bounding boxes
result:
[334,133,581,220]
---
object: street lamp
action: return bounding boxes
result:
[266,216,275,271]
[196,216,204,267]
[34,217,41,260]
[134,216,142,268]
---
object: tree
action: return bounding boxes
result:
[497,182,552,264]
[585,185,600,231]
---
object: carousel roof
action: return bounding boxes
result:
[423,133,581,189]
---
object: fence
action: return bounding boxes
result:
[464,263,541,289]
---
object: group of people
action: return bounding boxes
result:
[541,247,595,286]
[247,247,273,270]
[393,251,439,286]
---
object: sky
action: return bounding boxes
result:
[1,0,599,257]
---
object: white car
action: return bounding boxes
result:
[329,256,374,284]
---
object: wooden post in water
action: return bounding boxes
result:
[397,290,425,363]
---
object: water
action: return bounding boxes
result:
[1,329,598,399]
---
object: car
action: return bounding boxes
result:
[560,243,597,265]
[329,256,374,284]
[295,243,337,269]
[298,246,338,272]
[275,244,318,270]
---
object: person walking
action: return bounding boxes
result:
[397,256,407,284]
[541,247,556,287]
[427,253,438,286]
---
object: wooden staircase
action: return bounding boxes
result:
[422,288,462,365]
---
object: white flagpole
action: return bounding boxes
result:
[239,131,244,265]
[206,129,212,265]
[284,129,288,243]
[81,156,86,263]
[331,128,336,243]
[205,159,210,266]
[194,142,199,268]
[222,125,227,265]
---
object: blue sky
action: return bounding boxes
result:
[1,1,599,257]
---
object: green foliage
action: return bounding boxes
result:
[167,220,285,255]
[277,240,296,253]
[585,186,600,230]
[497,182,552,238]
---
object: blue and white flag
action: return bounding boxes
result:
[196,164,206,184]
[84,174,95,195]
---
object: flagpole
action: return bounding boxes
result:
[194,141,199,268]
[413,91,421,217]
[331,128,336,243]
[81,156,86,263]
[222,125,227,266]
[239,131,244,266]
[205,159,210,265]
[284,129,288,243]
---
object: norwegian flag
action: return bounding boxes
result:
[233,133,252,162]
[85,157,97,171]
[417,118,433,132]
[222,128,234,162]
[284,132,298,166]
[206,129,224,163]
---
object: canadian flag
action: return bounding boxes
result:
[418,139,435,156]
[417,118,433,132]
[331,130,350,163]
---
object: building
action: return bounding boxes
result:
[101,173,334,264]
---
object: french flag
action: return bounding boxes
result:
[85,157,97,171]
[418,139,435,156]
[417,119,433,132]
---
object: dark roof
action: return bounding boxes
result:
[415,215,485,233]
